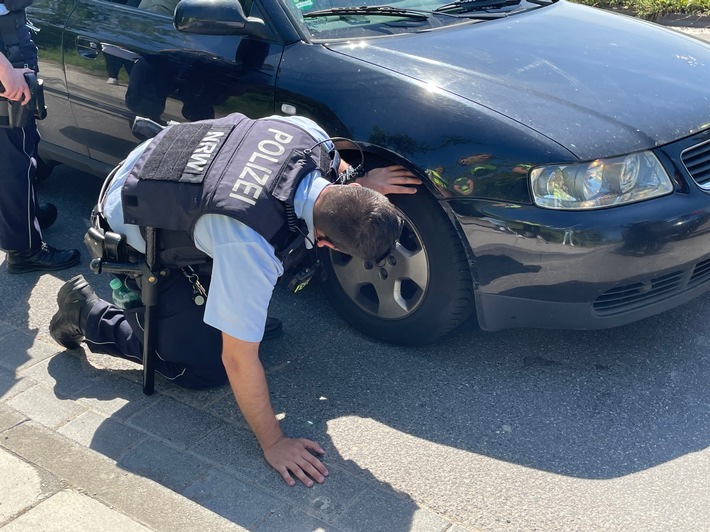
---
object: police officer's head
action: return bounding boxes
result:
[313,183,402,262]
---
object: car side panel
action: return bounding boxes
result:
[29,0,88,159]
[55,0,282,170]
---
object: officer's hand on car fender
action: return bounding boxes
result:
[357,165,421,195]
[263,436,328,487]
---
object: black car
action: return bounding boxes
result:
[29,0,710,345]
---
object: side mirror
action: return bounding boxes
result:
[174,0,272,40]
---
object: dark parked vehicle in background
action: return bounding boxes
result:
[29,0,710,345]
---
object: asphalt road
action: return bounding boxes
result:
[8,161,706,532]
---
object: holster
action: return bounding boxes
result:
[0,72,47,128]
[84,226,130,262]
[0,8,46,128]
[84,206,132,262]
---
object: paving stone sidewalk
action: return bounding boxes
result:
[0,317,458,531]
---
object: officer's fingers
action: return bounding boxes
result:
[383,184,418,195]
[301,439,325,455]
[296,456,327,484]
[297,440,328,481]
[383,164,409,172]
[385,165,419,178]
[306,454,328,484]
[290,462,318,487]
[369,166,407,178]
[375,176,420,188]
[391,176,422,185]
[379,168,412,178]
[1,85,17,98]
[4,84,30,104]
[18,88,31,105]
[301,449,329,479]
[276,465,297,487]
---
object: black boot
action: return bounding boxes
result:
[50,275,100,349]
[37,202,58,230]
[6,243,80,274]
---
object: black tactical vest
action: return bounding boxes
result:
[0,3,33,65]
[121,113,335,270]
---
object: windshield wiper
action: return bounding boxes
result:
[303,5,432,19]
[434,0,521,13]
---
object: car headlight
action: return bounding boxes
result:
[530,151,673,210]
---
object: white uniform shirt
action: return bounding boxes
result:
[103,115,332,342]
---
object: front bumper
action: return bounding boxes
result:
[449,187,710,332]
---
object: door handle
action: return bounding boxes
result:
[76,36,100,59]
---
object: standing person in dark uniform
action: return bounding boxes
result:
[0,0,80,273]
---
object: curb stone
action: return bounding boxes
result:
[0,406,247,531]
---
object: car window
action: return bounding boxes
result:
[134,0,180,16]
[93,0,178,14]
[95,0,142,6]
[283,0,543,40]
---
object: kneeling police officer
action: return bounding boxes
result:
[49,112,420,487]
[0,0,80,273]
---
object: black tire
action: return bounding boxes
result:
[320,190,475,345]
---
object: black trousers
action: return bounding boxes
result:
[0,19,42,252]
[83,270,226,389]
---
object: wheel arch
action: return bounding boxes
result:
[335,138,479,291]
[323,140,479,345]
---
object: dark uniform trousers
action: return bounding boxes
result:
[0,13,42,252]
[83,270,227,389]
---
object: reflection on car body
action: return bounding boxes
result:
[29,0,710,344]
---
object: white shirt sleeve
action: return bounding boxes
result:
[103,140,152,252]
[193,214,284,342]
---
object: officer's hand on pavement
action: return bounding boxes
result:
[357,165,421,195]
[0,67,32,105]
[263,436,328,487]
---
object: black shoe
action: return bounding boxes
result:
[37,202,58,230]
[6,243,80,274]
[50,275,99,349]
[263,316,283,340]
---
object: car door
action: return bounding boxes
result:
[29,0,88,160]
[60,0,281,168]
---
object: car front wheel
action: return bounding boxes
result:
[320,190,475,345]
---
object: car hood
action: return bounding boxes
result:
[326,1,710,160]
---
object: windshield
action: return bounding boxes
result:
[282,0,548,40]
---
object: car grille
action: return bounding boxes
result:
[681,139,710,188]
[593,258,710,315]
[689,257,710,287]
